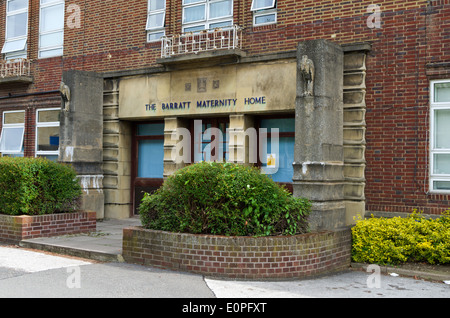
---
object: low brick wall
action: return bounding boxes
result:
[122,227,352,280]
[0,211,97,244]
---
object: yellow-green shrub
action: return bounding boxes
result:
[351,210,450,265]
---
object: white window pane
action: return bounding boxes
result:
[435,82,450,103]
[434,181,450,190]
[149,0,165,11]
[38,109,60,123]
[41,0,62,4]
[0,127,24,152]
[1,38,26,54]
[183,5,205,23]
[184,25,205,33]
[7,0,28,12]
[41,4,64,32]
[434,154,450,175]
[251,0,275,11]
[40,31,63,48]
[210,20,232,29]
[146,12,165,29]
[39,47,63,58]
[37,126,59,152]
[255,13,276,25]
[148,31,165,42]
[4,112,25,124]
[209,0,232,19]
[435,110,450,149]
[7,12,28,38]
[183,0,204,4]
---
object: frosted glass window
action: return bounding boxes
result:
[433,154,450,175]
[251,0,276,11]
[7,0,28,11]
[6,12,27,38]
[434,110,450,149]
[39,0,64,58]
[434,181,450,190]
[149,0,165,11]
[183,0,233,32]
[183,5,206,23]
[435,82,450,103]
[0,127,24,153]
[210,0,232,19]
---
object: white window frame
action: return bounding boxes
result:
[251,0,277,27]
[182,0,233,33]
[146,0,166,43]
[39,0,65,58]
[0,110,25,157]
[2,0,29,59]
[430,79,450,193]
[35,108,60,159]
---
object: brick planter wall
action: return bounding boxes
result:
[0,211,97,244]
[122,227,352,280]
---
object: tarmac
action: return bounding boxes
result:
[17,217,450,284]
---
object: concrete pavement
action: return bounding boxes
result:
[3,217,449,298]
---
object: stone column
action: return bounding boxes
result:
[293,40,346,231]
[59,70,104,219]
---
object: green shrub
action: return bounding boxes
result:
[139,162,311,237]
[0,157,82,215]
[351,210,450,265]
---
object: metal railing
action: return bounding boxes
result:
[161,25,242,58]
[0,58,32,78]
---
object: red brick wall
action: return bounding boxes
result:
[123,227,351,280]
[0,211,96,244]
[1,0,449,214]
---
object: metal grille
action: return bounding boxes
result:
[0,58,31,78]
[161,25,242,58]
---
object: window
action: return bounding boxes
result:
[1,0,29,59]
[39,0,64,58]
[430,80,450,192]
[251,0,277,27]
[0,111,25,157]
[182,0,233,32]
[258,117,295,185]
[192,118,229,163]
[36,108,60,161]
[136,123,165,178]
[147,0,166,42]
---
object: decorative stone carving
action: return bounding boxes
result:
[300,55,315,96]
[59,81,71,112]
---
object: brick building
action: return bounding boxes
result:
[0,0,449,228]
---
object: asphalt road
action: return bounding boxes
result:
[0,246,449,300]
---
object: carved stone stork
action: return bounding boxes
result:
[300,55,315,97]
[59,81,71,112]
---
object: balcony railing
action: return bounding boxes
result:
[161,25,242,59]
[0,58,31,79]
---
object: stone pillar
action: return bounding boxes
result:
[293,40,346,231]
[342,47,369,225]
[164,117,189,177]
[59,70,104,219]
[228,114,255,165]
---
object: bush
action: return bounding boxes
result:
[351,210,450,265]
[139,162,311,237]
[0,157,82,215]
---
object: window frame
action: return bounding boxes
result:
[251,0,277,27]
[2,0,29,58]
[430,79,450,193]
[146,0,166,43]
[38,0,65,58]
[0,110,25,157]
[182,0,233,33]
[35,108,60,160]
